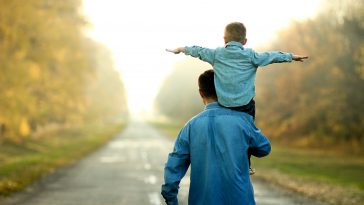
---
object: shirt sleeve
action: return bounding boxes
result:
[184,46,216,65]
[250,50,293,67]
[248,121,271,157]
[161,125,191,205]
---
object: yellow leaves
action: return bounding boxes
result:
[19,118,30,138]
[4,90,15,97]
[0,0,127,143]
[77,101,86,113]
[15,49,27,59]
[0,179,21,194]
[29,62,41,80]
[254,1,364,144]
[54,49,66,62]
[295,136,311,147]
[330,66,344,80]
[357,66,364,80]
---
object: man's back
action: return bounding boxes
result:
[162,102,271,205]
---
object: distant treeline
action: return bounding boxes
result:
[155,0,363,144]
[256,0,363,142]
[155,58,210,120]
[0,1,128,142]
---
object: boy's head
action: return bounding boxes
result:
[224,22,247,45]
[198,69,217,104]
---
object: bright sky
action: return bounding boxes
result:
[82,0,321,115]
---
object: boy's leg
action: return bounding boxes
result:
[223,99,256,174]
[227,99,255,120]
[248,150,255,175]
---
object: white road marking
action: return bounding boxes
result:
[109,140,165,149]
[99,156,125,163]
[141,151,148,160]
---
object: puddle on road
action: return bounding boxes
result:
[144,175,158,185]
[148,192,162,205]
[144,163,152,170]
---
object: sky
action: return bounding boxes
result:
[82,0,321,115]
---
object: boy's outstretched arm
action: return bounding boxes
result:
[166,47,185,54]
[292,54,309,62]
[167,46,215,65]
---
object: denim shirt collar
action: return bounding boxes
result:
[225,41,244,49]
[204,102,221,110]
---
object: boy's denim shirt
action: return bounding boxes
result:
[184,41,293,107]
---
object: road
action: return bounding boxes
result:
[1,120,327,205]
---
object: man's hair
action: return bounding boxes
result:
[198,69,217,99]
[224,22,246,42]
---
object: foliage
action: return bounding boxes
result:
[0,0,128,142]
[154,58,208,121]
[83,42,128,123]
[255,0,364,143]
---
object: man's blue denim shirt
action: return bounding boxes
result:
[161,102,271,205]
[184,42,293,107]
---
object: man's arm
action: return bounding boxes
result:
[161,126,191,205]
[251,50,308,67]
[166,46,216,65]
[248,121,271,157]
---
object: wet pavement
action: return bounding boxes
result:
[1,120,327,205]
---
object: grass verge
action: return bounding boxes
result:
[0,122,126,197]
[253,146,364,205]
[149,120,364,205]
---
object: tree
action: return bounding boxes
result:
[0,0,128,142]
[155,58,209,122]
[255,0,364,143]
[84,42,128,123]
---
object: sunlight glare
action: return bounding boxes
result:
[82,0,321,116]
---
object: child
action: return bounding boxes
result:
[167,22,308,174]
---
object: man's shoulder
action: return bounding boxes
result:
[185,107,255,136]
[189,105,252,122]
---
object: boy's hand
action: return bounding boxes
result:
[292,54,308,62]
[166,47,184,54]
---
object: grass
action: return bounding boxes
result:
[253,146,364,205]
[253,146,364,189]
[0,122,126,197]
[150,120,364,205]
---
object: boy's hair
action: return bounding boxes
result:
[224,22,246,42]
[198,69,217,99]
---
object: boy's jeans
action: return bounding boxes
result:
[228,98,255,120]
[221,99,256,169]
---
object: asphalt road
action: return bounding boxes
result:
[1,120,327,205]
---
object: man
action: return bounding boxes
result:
[161,69,271,205]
